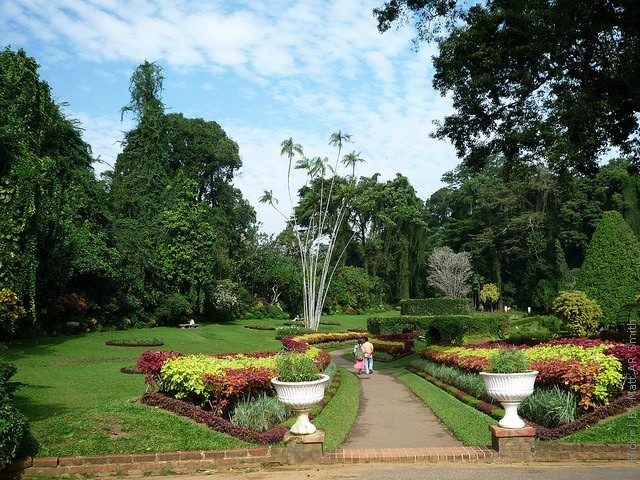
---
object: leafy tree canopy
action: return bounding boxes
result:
[374,0,640,176]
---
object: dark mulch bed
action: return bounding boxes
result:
[105,339,164,347]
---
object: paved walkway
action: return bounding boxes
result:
[329,349,462,449]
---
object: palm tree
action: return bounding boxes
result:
[280,137,304,209]
[342,150,364,179]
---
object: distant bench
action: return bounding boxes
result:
[179,323,199,329]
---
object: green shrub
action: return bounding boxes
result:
[552,291,603,337]
[487,347,529,373]
[0,289,26,335]
[536,315,564,334]
[519,385,578,428]
[575,210,640,327]
[408,358,488,401]
[154,293,192,326]
[0,390,28,470]
[230,393,288,432]
[0,350,28,470]
[274,353,321,382]
[367,314,507,343]
[400,298,472,316]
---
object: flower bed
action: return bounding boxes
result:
[417,339,633,409]
[138,365,343,444]
[284,331,417,357]
[406,366,640,440]
[137,347,330,412]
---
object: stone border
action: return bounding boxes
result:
[1,447,287,479]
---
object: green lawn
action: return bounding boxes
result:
[7,313,372,457]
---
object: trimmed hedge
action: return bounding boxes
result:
[400,298,472,316]
[367,314,508,344]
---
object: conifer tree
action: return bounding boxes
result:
[575,210,640,327]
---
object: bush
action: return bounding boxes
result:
[408,358,489,401]
[552,291,603,337]
[400,298,472,316]
[328,266,375,312]
[231,393,288,432]
[275,325,312,339]
[273,353,320,382]
[0,289,26,335]
[487,347,529,373]
[0,390,28,470]
[519,385,578,428]
[206,280,240,320]
[0,348,28,470]
[154,293,192,326]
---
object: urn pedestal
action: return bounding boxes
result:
[271,374,330,435]
[480,371,538,429]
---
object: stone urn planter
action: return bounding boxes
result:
[480,370,538,428]
[271,374,330,434]
[480,346,538,429]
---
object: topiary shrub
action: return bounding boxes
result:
[575,210,640,328]
[400,298,472,316]
[552,291,603,337]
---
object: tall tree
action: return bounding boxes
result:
[427,246,473,299]
[110,61,170,310]
[374,0,640,176]
[261,133,361,331]
[0,47,114,325]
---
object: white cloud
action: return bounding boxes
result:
[1,0,462,235]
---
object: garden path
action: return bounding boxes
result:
[329,348,462,448]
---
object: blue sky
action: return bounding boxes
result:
[1,0,459,234]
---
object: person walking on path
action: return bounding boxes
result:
[362,337,374,374]
[353,339,365,374]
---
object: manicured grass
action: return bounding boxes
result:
[394,368,496,446]
[30,400,253,457]
[7,314,372,456]
[553,409,640,444]
[313,367,361,449]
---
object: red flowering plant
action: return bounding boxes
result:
[202,366,275,415]
[136,350,183,388]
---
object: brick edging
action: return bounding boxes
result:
[0,447,287,479]
[2,442,638,478]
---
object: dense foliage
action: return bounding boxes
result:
[575,210,640,327]
[400,298,472,316]
[1,44,639,338]
[368,314,507,343]
[552,291,603,337]
[0,349,28,470]
[374,0,640,176]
